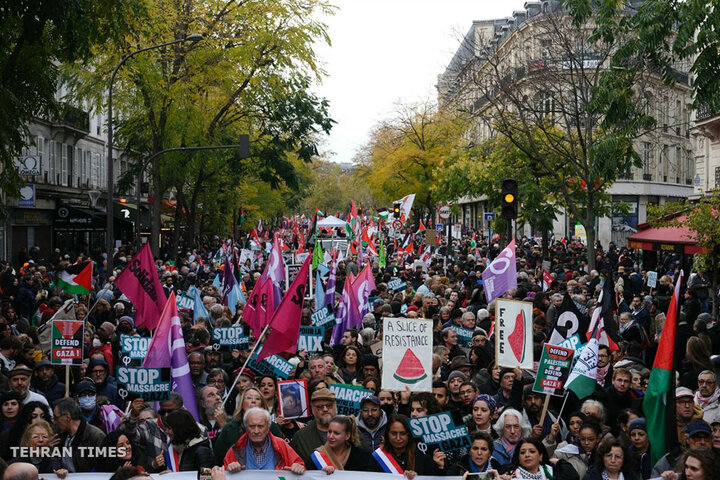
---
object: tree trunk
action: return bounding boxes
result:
[585,197,596,272]
[541,227,549,260]
[712,252,718,319]
[170,189,184,261]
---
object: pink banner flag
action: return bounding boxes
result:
[257,255,311,361]
[115,243,167,330]
[143,292,199,420]
[481,239,517,304]
[353,263,376,318]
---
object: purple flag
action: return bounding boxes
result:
[331,274,360,346]
[143,292,199,420]
[354,263,376,318]
[482,239,517,304]
[322,251,337,310]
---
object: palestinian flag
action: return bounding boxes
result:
[643,270,682,467]
[57,262,92,294]
[416,221,426,234]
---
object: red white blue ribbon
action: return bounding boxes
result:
[311,450,333,470]
[372,447,403,474]
[165,445,180,472]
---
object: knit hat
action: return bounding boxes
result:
[118,316,135,328]
[628,418,646,433]
[100,321,116,336]
[448,371,468,383]
[7,364,33,379]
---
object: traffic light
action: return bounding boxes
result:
[501,178,518,219]
[393,202,401,218]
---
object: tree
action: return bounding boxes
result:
[442,3,658,270]
[433,131,562,254]
[300,161,375,216]
[68,0,334,256]
[358,101,469,222]
[0,0,139,213]
[648,191,720,317]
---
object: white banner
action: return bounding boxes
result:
[381,317,433,392]
[45,471,457,480]
[495,299,534,369]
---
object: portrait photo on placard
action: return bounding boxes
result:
[277,378,309,419]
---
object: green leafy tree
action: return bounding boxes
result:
[0,0,140,213]
[68,0,334,255]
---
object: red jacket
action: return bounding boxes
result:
[224,432,304,470]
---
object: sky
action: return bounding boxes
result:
[313,0,528,164]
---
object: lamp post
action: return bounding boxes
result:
[134,138,250,249]
[106,34,203,280]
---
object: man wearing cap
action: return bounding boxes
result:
[677,386,704,444]
[289,387,337,467]
[8,364,49,408]
[74,379,108,433]
[31,359,65,405]
[652,418,714,478]
[356,395,387,451]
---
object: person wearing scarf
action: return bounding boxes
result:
[583,438,640,480]
[695,370,720,422]
[492,409,529,468]
[310,415,368,473]
[507,438,578,480]
[466,394,499,439]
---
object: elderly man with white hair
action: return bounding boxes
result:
[223,407,305,473]
[491,408,531,467]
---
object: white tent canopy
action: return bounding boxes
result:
[316,215,347,228]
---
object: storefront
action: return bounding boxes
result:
[53,204,106,256]
[627,220,707,272]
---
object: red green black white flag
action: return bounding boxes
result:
[56,262,93,295]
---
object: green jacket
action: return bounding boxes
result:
[288,419,325,468]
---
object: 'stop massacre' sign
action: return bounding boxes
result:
[409,412,470,452]
[51,320,84,365]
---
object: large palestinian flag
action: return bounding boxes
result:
[57,262,93,295]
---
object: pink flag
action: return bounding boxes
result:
[331,273,361,346]
[481,239,517,303]
[257,255,311,361]
[143,292,199,420]
[353,263,376,318]
[115,243,167,330]
[265,236,286,310]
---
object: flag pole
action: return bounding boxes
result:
[556,391,570,419]
[221,323,271,409]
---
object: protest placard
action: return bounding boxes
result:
[51,320,84,365]
[286,264,303,284]
[310,305,336,331]
[297,326,324,352]
[329,384,374,415]
[647,271,658,288]
[409,412,471,452]
[495,299,534,369]
[248,348,294,379]
[116,366,171,401]
[176,291,194,310]
[278,379,310,419]
[532,344,575,396]
[558,334,582,352]
[450,325,473,348]
[120,334,151,360]
[387,279,408,293]
[211,326,250,350]
[381,317,432,392]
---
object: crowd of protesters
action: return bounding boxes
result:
[0,231,719,480]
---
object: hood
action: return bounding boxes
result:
[356,409,387,433]
[88,357,109,373]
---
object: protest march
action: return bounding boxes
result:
[0,199,719,480]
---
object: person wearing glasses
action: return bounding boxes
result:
[554,421,603,479]
[369,414,444,477]
[695,371,719,423]
[492,409,531,468]
[9,420,68,477]
[356,395,387,451]
[583,438,639,480]
[289,388,338,468]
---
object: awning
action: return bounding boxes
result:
[317,215,347,228]
[54,204,105,232]
[627,218,708,254]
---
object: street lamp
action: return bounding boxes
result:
[106,34,203,279]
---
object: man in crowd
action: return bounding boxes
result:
[356,395,387,451]
[289,388,337,467]
[53,398,106,472]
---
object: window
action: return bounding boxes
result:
[685,149,694,184]
[537,91,555,119]
[84,150,91,187]
[37,136,46,180]
[642,142,652,180]
[49,140,57,183]
[61,144,69,186]
[662,145,669,181]
[92,152,100,188]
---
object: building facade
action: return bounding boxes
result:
[437,0,695,247]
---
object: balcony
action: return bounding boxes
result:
[696,103,714,122]
[51,102,90,136]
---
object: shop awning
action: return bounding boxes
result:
[627,218,708,254]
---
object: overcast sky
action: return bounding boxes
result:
[313,0,528,164]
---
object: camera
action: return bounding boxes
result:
[197,467,212,480]
[467,473,495,480]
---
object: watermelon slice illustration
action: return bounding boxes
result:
[508,310,526,363]
[393,349,427,384]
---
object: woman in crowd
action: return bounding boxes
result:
[0,391,22,431]
[311,415,368,472]
[258,375,278,415]
[627,419,651,479]
[0,401,52,461]
[11,420,68,478]
[560,412,587,446]
[679,337,714,391]
[448,431,501,475]
[363,377,380,395]
[465,394,498,438]
[554,421,602,480]
[504,438,578,480]
[660,448,720,480]
[213,387,284,466]
[99,430,148,472]
[369,414,444,478]
[337,346,364,384]
[583,438,639,480]
[159,409,213,471]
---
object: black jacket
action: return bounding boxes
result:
[583,464,641,480]
[177,437,214,472]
